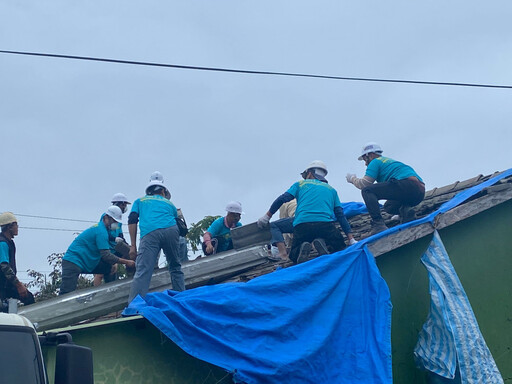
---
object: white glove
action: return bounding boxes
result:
[115,237,124,244]
[349,238,358,245]
[346,173,356,184]
[257,214,271,228]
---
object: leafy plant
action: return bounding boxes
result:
[186,215,221,252]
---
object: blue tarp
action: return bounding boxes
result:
[124,169,512,383]
[124,246,392,384]
[414,231,503,383]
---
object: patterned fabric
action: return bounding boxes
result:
[414,230,503,383]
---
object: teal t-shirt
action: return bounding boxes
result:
[365,156,423,183]
[286,179,342,226]
[0,242,9,264]
[63,222,110,272]
[207,217,242,252]
[131,195,178,238]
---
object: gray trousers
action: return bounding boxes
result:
[128,225,184,302]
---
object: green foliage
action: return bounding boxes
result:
[26,252,93,302]
[186,215,221,252]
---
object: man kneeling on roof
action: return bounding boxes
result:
[60,206,135,295]
[346,142,425,236]
[258,161,356,264]
[202,201,243,256]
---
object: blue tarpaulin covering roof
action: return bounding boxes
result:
[124,245,393,384]
[124,169,512,384]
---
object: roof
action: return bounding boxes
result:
[226,170,512,282]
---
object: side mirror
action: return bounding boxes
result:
[54,343,93,384]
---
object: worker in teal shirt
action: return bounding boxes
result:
[202,201,243,255]
[128,179,183,302]
[60,206,135,295]
[347,142,425,235]
[258,161,355,264]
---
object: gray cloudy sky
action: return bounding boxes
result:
[1,1,512,283]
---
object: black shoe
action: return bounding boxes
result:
[369,219,388,235]
[312,238,329,256]
[399,205,417,224]
[296,242,312,264]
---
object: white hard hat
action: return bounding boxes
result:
[0,212,17,226]
[105,206,123,223]
[303,160,328,175]
[111,193,131,204]
[145,180,169,195]
[358,142,383,160]
[225,201,244,214]
[149,171,164,183]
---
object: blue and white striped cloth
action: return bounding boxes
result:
[414,230,503,383]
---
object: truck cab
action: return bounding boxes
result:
[0,313,93,384]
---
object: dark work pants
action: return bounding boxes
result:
[361,178,425,221]
[289,222,346,263]
[60,259,113,295]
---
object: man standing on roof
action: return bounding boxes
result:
[202,202,243,256]
[258,161,355,264]
[346,142,425,235]
[128,177,184,302]
[0,212,34,308]
[94,193,132,286]
[60,206,135,295]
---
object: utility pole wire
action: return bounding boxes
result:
[1,49,512,89]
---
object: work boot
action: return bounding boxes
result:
[312,238,329,256]
[369,219,388,236]
[296,242,312,264]
[399,205,417,224]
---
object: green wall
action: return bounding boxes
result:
[377,200,512,383]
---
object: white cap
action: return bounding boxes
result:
[105,206,123,223]
[358,142,383,160]
[0,212,17,226]
[226,201,244,214]
[111,193,131,204]
[149,171,164,183]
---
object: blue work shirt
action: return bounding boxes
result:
[365,157,423,183]
[63,221,110,272]
[131,195,178,238]
[0,242,9,264]
[286,179,343,226]
[207,217,242,252]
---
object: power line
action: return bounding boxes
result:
[1,49,511,90]
[14,213,96,223]
[19,226,84,232]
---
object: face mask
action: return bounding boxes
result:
[110,222,119,231]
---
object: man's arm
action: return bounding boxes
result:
[99,250,135,268]
[346,174,375,190]
[258,192,294,228]
[0,262,28,298]
[334,206,355,242]
[128,212,139,260]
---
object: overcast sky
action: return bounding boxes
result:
[1,1,511,283]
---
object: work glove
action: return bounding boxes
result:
[115,237,124,244]
[257,213,271,229]
[349,238,358,245]
[346,173,356,184]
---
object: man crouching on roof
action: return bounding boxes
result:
[258,161,356,264]
[346,142,425,236]
[60,206,135,295]
[202,201,243,256]
[127,178,184,303]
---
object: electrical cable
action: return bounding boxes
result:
[1,49,511,89]
[14,213,96,223]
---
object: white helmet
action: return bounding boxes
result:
[0,212,17,226]
[303,160,328,175]
[358,142,383,160]
[149,171,164,183]
[111,193,131,204]
[105,206,123,223]
[145,179,169,196]
[226,201,244,214]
